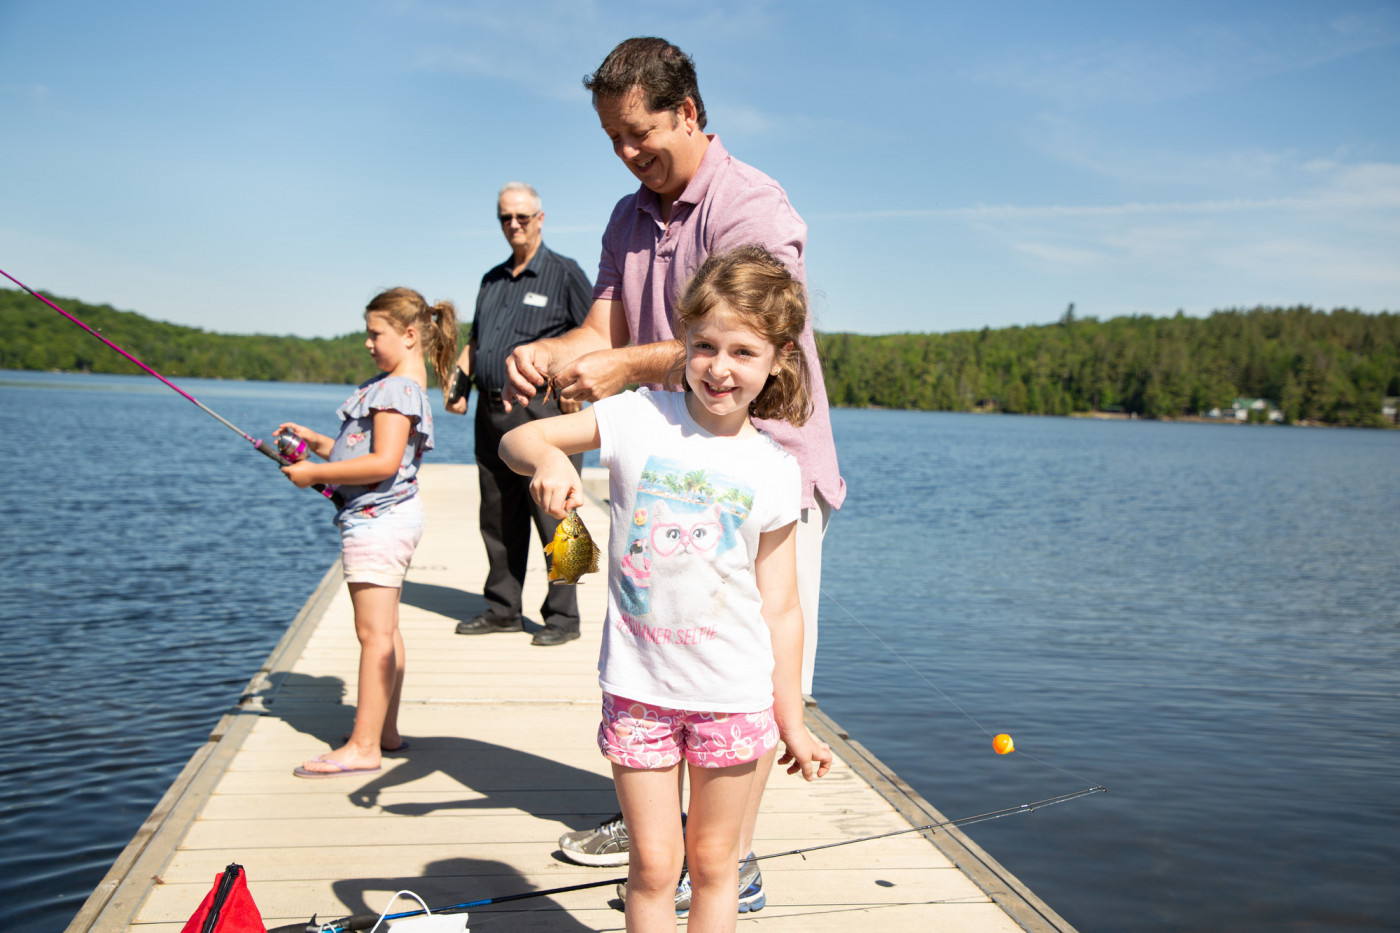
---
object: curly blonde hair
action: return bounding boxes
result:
[669,245,812,426]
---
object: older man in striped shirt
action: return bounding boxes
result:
[448,182,592,647]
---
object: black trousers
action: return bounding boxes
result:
[474,394,584,631]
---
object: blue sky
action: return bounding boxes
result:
[1,1,1397,338]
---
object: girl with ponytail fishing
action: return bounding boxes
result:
[278,287,458,778]
[501,245,832,930]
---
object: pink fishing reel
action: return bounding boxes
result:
[274,430,309,464]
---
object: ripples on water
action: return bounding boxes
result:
[0,372,477,933]
[3,374,1398,932]
[816,410,1400,932]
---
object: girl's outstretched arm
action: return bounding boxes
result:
[282,410,411,489]
[756,521,833,781]
[499,406,601,519]
[276,422,334,460]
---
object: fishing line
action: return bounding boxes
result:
[750,785,1106,864]
[267,787,1105,933]
[821,587,1102,787]
[1,267,338,504]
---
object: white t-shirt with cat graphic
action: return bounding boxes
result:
[592,388,802,712]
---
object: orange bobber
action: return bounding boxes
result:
[993,733,1015,755]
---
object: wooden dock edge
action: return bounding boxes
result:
[64,560,345,933]
[802,701,1079,933]
[67,537,1075,933]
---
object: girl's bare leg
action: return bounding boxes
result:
[613,762,685,933]
[379,608,406,749]
[297,582,400,773]
[685,759,762,933]
[737,747,776,859]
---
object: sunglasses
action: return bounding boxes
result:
[498,212,539,225]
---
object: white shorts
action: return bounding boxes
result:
[339,497,425,587]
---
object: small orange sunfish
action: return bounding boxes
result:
[545,508,600,585]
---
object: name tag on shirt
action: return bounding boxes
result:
[523,292,549,308]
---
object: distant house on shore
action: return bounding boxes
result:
[1206,397,1283,422]
[1384,397,1399,425]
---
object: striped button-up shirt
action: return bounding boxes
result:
[471,243,592,394]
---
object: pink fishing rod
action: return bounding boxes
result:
[2,266,340,504]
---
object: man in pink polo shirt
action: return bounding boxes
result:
[503,36,845,915]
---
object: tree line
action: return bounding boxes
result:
[4,289,1396,426]
[0,288,462,386]
[819,306,1399,426]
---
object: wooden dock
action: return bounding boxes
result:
[66,464,1077,933]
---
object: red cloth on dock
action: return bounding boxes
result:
[180,864,266,933]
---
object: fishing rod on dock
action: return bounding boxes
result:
[267,786,1105,933]
[1,267,341,505]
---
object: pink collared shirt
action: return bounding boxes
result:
[593,135,846,511]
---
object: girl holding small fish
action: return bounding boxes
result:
[279,287,458,778]
[501,245,832,931]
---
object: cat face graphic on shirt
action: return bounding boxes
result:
[621,458,754,624]
[642,499,737,624]
[650,499,723,561]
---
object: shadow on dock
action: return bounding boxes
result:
[329,857,604,930]
[400,579,484,624]
[399,580,555,635]
[271,671,614,825]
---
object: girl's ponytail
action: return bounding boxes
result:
[426,301,460,405]
[365,288,459,404]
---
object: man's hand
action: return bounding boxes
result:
[503,342,553,412]
[553,348,633,404]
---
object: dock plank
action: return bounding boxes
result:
[68,464,1073,933]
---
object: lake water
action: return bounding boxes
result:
[2,371,1397,933]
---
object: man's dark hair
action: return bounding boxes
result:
[584,37,707,130]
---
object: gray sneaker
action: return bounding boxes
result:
[559,813,630,866]
[736,854,765,914]
[617,852,765,917]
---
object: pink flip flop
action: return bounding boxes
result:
[293,756,383,779]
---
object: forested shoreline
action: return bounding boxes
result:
[819,306,1398,426]
[0,288,462,387]
[4,288,1396,426]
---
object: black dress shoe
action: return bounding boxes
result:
[531,627,581,647]
[455,614,523,635]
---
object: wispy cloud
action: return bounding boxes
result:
[705,101,823,140]
[1028,112,1304,189]
[401,0,786,101]
[1012,241,1106,267]
[817,160,1400,304]
[971,9,1400,107]
[412,43,592,102]
[818,161,1400,221]
[402,0,607,100]
[1,83,52,103]
[709,102,776,136]
[1217,236,1400,288]
[819,196,1298,221]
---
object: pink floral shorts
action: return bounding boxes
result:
[598,692,779,770]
